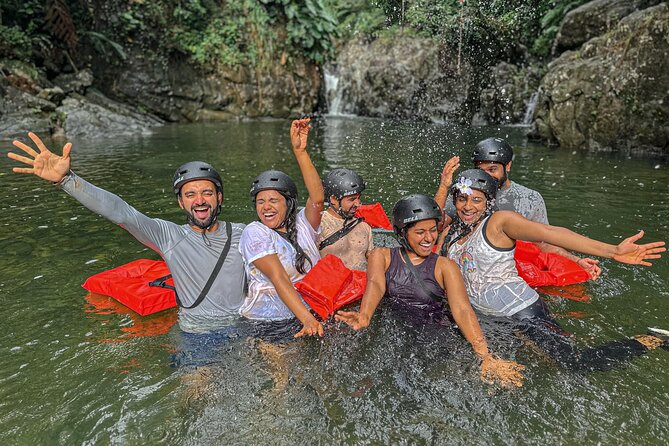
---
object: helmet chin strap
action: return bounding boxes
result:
[398,229,417,255]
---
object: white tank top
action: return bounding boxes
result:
[447,216,538,317]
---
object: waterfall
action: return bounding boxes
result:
[324,65,354,116]
[523,91,539,125]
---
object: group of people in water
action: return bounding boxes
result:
[8,118,667,387]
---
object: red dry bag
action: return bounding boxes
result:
[514,240,590,287]
[355,203,392,230]
[82,259,177,316]
[295,254,367,320]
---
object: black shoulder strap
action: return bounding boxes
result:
[399,248,443,303]
[318,217,363,250]
[149,221,233,309]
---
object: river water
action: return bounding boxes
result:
[1,118,668,444]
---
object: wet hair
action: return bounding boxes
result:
[442,189,496,254]
[276,194,312,275]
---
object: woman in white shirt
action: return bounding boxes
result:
[239,119,325,337]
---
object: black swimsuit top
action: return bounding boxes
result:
[384,248,444,310]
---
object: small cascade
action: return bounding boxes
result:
[324,65,354,116]
[523,91,539,125]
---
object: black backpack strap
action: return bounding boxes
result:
[149,221,233,310]
[399,248,443,303]
[318,217,364,250]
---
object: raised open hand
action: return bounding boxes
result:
[480,355,525,388]
[290,118,311,153]
[8,132,71,183]
[334,310,370,331]
[440,156,460,189]
[612,230,666,266]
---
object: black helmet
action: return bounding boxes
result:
[173,161,223,196]
[323,168,366,200]
[472,137,513,165]
[451,169,498,199]
[250,170,298,200]
[392,194,442,235]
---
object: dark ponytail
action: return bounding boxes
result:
[275,195,313,275]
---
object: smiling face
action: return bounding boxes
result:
[454,189,487,224]
[330,193,362,218]
[255,189,288,230]
[178,179,222,230]
[405,219,439,257]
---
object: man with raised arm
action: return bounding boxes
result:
[8,133,246,334]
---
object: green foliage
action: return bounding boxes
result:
[0,25,32,59]
[327,0,394,39]
[260,0,339,64]
[532,0,590,56]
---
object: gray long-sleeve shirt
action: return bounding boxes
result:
[60,171,246,333]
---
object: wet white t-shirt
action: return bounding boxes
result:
[239,208,321,320]
[496,181,549,224]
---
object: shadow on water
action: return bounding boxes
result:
[1,118,668,444]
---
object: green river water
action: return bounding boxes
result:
[1,118,668,445]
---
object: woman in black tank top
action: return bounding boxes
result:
[336,194,525,388]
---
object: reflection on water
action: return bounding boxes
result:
[1,118,668,444]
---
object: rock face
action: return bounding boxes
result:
[554,0,661,55]
[91,49,321,122]
[324,37,474,123]
[325,37,540,126]
[472,62,544,126]
[0,67,162,139]
[534,3,669,154]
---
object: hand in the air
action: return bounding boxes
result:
[290,118,311,154]
[8,132,72,183]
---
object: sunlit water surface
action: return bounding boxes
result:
[1,118,668,444]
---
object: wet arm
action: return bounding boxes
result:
[439,259,490,359]
[252,254,322,334]
[291,119,324,229]
[335,248,388,329]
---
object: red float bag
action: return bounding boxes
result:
[355,203,392,230]
[514,241,590,287]
[295,255,367,320]
[82,259,177,316]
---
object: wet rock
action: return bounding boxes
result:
[53,69,94,94]
[554,0,661,55]
[36,86,66,105]
[57,93,163,137]
[325,36,474,123]
[0,84,58,137]
[472,62,544,125]
[90,48,320,122]
[534,3,669,154]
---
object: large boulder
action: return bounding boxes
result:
[324,36,474,123]
[472,62,544,126]
[554,0,661,55]
[534,3,669,154]
[91,48,320,122]
[57,92,163,137]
